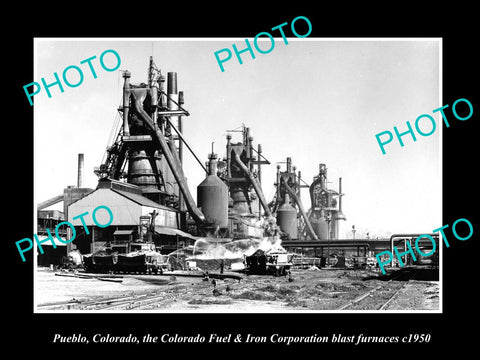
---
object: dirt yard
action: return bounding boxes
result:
[35,266,440,312]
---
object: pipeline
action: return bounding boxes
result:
[232,152,272,217]
[130,89,206,225]
[284,182,319,241]
[389,233,439,266]
[166,118,207,174]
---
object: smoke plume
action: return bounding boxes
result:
[187,236,285,261]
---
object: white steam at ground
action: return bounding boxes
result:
[186,236,285,260]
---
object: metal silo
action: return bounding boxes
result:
[276,193,298,239]
[197,153,229,227]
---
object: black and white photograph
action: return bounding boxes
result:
[32,38,442,313]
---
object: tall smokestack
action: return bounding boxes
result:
[77,153,84,188]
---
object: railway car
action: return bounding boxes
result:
[245,249,294,276]
[115,252,168,274]
[83,251,117,273]
[114,242,170,274]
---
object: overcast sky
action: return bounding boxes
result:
[34,38,441,238]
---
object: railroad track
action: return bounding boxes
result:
[37,291,157,311]
[37,282,214,311]
[37,291,180,311]
[338,268,418,311]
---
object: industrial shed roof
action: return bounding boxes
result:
[112,189,178,211]
[68,186,179,226]
[154,226,198,240]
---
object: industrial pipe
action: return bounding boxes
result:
[232,152,272,217]
[226,134,232,178]
[77,153,84,188]
[275,165,281,210]
[167,72,181,162]
[284,182,319,241]
[257,144,262,218]
[122,71,131,136]
[166,118,208,173]
[130,89,206,225]
[389,233,439,267]
[339,177,343,212]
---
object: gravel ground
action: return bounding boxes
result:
[35,266,440,312]
[383,280,440,310]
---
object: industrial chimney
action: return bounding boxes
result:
[77,153,84,188]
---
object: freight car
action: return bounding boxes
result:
[245,249,294,276]
[83,243,170,274]
[115,251,169,274]
[83,251,116,273]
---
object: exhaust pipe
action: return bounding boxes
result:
[77,153,84,188]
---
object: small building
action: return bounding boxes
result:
[67,178,196,255]
[37,209,68,266]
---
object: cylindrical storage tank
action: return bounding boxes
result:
[197,155,229,227]
[276,193,297,239]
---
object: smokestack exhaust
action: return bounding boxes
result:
[77,153,84,188]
